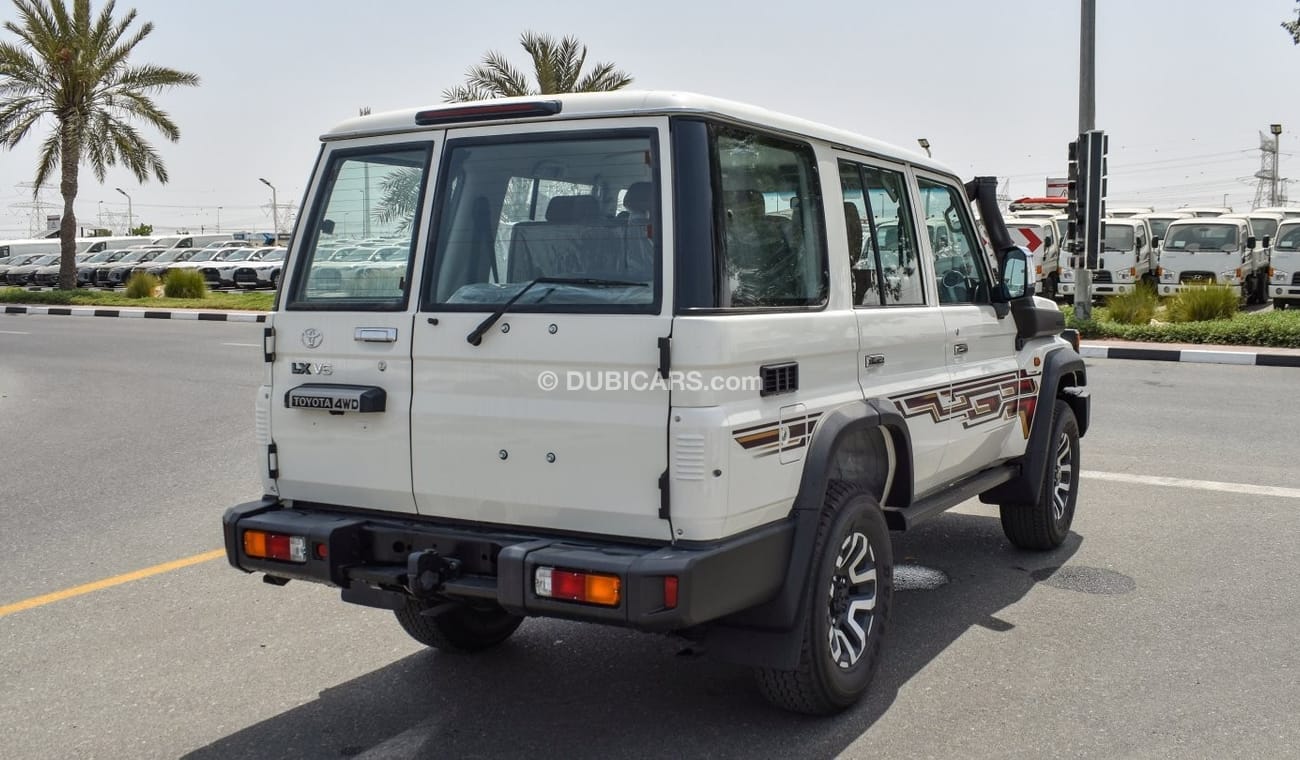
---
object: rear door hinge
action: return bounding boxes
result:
[263,326,276,363]
[267,441,279,479]
[657,336,671,379]
[658,470,670,520]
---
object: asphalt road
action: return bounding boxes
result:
[2,314,1298,760]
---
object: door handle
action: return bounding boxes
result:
[355,327,398,343]
[865,354,886,367]
[953,343,969,356]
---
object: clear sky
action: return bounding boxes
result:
[2,0,1300,237]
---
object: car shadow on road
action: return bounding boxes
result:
[186,512,1080,760]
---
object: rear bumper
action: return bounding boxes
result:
[223,499,792,632]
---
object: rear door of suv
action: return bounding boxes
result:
[268,136,441,514]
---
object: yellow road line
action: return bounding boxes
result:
[0,548,225,618]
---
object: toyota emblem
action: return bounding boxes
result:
[301,328,324,349]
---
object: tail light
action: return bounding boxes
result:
[534,567,621,607]
[243,530,307,563]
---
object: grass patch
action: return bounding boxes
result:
[1104,285,1159,325]
[0,288,272,311]
[163,269,207,299]
[1165,285,1239,323]
[124,272,160,299]
[1064,304,1300,347]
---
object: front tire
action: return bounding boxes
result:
[1000,400,1080,550]
[395,600,523,653]
[755,482,893,715]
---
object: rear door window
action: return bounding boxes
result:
[426,131,660,312]
[287,144,433,309]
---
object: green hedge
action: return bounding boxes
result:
[1064,306,1300,348]
[0,288,272,311]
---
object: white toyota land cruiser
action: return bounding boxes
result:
[223,92,1090,715]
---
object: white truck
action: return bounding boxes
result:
[1268,219,1300,309]
[1004,218,1059,298]
[1058,218,1155,300]
[222,92,1089,715]
[1155,217,1270,302]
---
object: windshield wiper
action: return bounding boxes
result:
[466,277,648,346]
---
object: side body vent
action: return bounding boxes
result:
[760,362,799,397]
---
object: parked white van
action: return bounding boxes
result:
[1268,219,1300,309]
[221,92,1088,715]
[0,238,61,258]
[150,233,237,249]
[1156,217,1269,302]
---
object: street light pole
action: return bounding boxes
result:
[115,187,133,232]
[259,177,279,237]
[1074,0,1096,320]
[1270,124,1283,206]
[217,206,222,233]
[917,138,931,158]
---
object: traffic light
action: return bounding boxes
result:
[1079,130,1108,269]
[1066,140,1080,268]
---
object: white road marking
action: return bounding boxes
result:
[1083,470,1300,500]
[0,330,31,334]
[221,342,259,347]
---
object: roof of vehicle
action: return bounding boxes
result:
[1223,211,1285,220]
[1165,217,1247,228]
[322,90,956,177]
[1134,211,1192,220]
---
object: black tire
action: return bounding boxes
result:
[755,482,893,715]
[1000,400,1080,550]
[1275,299,1288,311]
[394,600,523,653]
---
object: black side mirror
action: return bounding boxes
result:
[321,219,336,235]
[1044,236,1054,249]
[1263,235,1272,248]
[1247,236,1257,250]
[1153,236,1162,248]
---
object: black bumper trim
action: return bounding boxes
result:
[222,500,793,632]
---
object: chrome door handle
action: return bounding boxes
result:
[865,354,886,367]
[953,343,969,355]
[355,327,398,343]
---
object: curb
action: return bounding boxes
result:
[2,304,267,323]
[1080,343,1300,367]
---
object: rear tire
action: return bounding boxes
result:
[395,600,523,653]
[1275,299,1288,311]
[1000,400,1080,550]
[755,482,893,715]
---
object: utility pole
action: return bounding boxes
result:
[259,178,279,236]
[1074,0,1096,319]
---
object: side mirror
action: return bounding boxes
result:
[1247,236,1257,250]
[1044,236,1054,249]
[1263,235,1272,248]
[997,246,1031,301]
[1153,236,1162,248]
[321,219,336,235]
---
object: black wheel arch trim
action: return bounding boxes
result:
[701,398,911,668]
[980,347,1088,506]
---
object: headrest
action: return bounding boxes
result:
[624,182,654,213]
[724,189,767,223]
[545,195,600,223]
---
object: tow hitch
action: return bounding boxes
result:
[406,549,462,598]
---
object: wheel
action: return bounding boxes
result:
[394,599,523,653]
[1275,299,1288,311]
[755,482,893,715]
[1000,400,1080,550]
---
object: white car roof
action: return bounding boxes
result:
[322,90,958,178]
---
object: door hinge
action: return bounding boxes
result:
[657,336,671,379]
[658,470,670,520]
[267,442,279,479]
[263,326,276,363]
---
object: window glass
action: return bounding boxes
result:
[1275,224,1300,250]
[917,177,990,304]
[428,133,657,310]
[1102,223,1135,252]
[1163,224,1238,252]
[839,160,925,306]
[289,145,431,308]
[715,127,826,307]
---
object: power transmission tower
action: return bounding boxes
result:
[1252,129,1287,209]
[10,182,55,236]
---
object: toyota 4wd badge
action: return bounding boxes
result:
[301,328,323,348]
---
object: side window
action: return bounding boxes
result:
[714,127,826,308]
[917,177,991,305]
[288,144,432,309]
[838,160,925,306]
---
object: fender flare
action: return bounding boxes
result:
[704,398,912,668]
[981,347,1089,505]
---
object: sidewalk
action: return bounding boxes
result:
[2,304,267,322]
[1080,339,1300,367]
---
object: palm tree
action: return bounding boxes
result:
[0,0,199,289]
[443,31,632,103]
